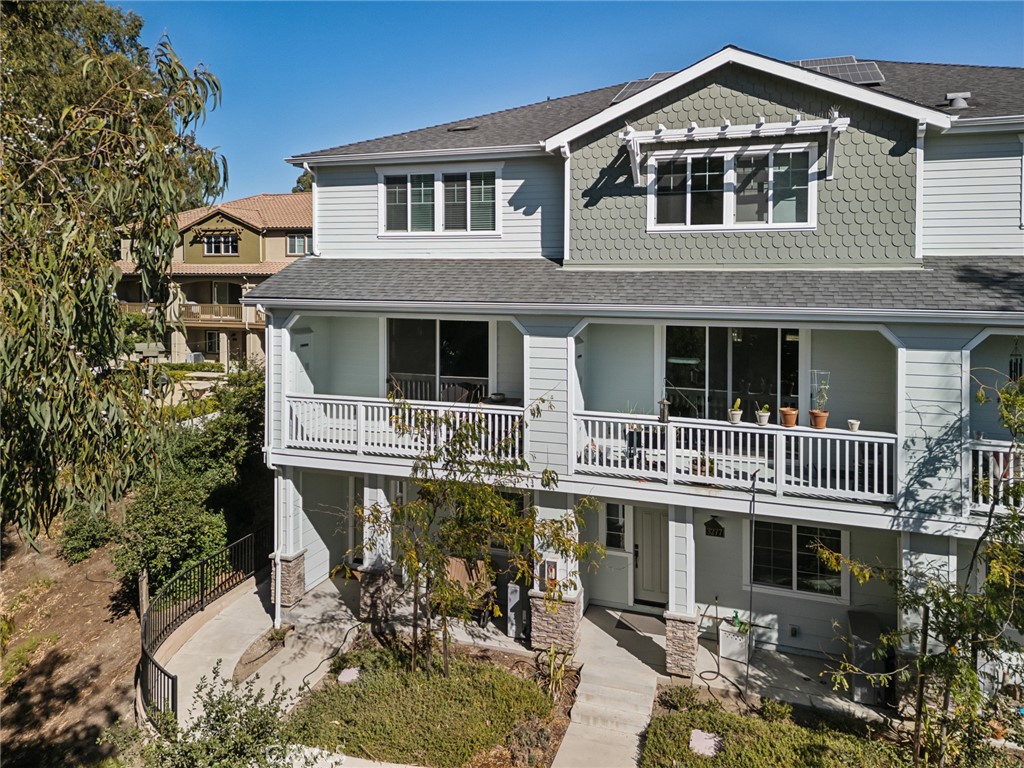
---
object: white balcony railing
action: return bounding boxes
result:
[285,394,524,461]
[574,411,897,503]
[970,439,1022,512]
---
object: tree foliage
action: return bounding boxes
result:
[0,0,226,542]
[292,169,313,193]
[821,375,1024,767]
[114,368,270,588]
[355,397,601,675]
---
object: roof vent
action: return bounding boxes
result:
[447,124,478,132]
[945,91,971,109]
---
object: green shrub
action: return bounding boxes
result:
[163,395,220,422]
[658,685,701,711]
[1,633,59,687]
[640,708,910,768]
[114,473,228,589]
[760,697,794,723]
[104,662,316,767]
[289,652,551,768]
[153,362,225,382]
[57,507,116,564]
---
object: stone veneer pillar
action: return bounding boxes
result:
[528,590,583,653]
[664,611,699,679]
[358,564,395,629]
[269,550,305,608]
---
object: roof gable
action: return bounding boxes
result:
[542,46,952,151]
[177,193,312,232]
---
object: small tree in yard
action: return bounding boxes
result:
[355,397,601,676]
[819,375,1024,768]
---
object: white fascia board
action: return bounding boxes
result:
[285,144,546,167]
[543,47,952,151]
[244,297,1024,325]
[944,115,1024,134]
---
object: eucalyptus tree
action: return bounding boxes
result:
[0,0,226,541]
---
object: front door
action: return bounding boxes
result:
[634,506,668,604]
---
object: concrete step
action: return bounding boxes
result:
[579,665,658,694]
[575,686,654,717]
[570,700,652,734]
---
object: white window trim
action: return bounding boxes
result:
[203,234,239,256]
[376,162,504,239]
[741,520,850,605]
[601,502,627,551]
[646,142,818,233]
[286,233,311,256]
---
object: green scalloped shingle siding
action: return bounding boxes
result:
[569,64,917,267]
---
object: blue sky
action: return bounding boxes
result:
[118,1,1024,202]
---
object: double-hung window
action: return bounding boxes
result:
[648,144,816,231]
[748,521,847,600]
[203,234,239,255]
[380,167,500,235]
[287,233,311,255]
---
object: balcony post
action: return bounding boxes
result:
[775,429,786,498]
[356,403,365,456]
[665,423,676,485]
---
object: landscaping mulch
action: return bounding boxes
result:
[232,624,292,683]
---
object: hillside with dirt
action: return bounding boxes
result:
[1,530,139,767]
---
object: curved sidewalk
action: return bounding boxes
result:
[160,578,408,768]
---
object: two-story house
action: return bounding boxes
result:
[117,192,312,366]
[244,47,1023,681]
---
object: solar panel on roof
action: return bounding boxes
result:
[611,71,676,103]
[813,62,885,85]
[792,55,857,68]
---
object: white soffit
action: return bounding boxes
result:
[543,47,952,152]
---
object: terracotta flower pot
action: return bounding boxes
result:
[779,407,798,427]
[809,409,829,429]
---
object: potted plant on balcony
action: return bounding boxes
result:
[754,402,771,426]
[691,452,715,477]
[728,398,743,425]
[779,405,798,427]
[809,371,830,429]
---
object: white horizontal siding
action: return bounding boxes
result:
[921,133,1024,256]
[315,157,564,259]
[901,348,965,517]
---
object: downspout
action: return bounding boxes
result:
[304,162,319,257]
[560,145,571,262]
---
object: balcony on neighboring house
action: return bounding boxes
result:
[177,279,264,327]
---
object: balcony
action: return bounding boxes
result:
[970,439,1022,513]
[574,411,897,503]
[285,394,524,461]
[178,303,263,326]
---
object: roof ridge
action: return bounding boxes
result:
[873,58,1023,70]
[295,80,628,158]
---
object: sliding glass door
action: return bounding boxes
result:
[665,326,799,422]
[387,319,489,402]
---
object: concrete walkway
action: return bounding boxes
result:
[552,608,666,768]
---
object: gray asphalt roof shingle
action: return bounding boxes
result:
[244,256,1024,315]
[291,54,1022,161]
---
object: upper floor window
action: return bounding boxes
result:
[378,166,501,236]
[204,234,239,255]
[647,144,817,232]
[287,233,312,256]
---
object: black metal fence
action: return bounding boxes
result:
[139,525,273,721]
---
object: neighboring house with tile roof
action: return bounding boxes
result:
[117,193,311,365]
[243,46,1023,687]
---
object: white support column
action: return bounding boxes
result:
[667,506,696,616]
[361,476,393,568]
[218,331,229,369]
